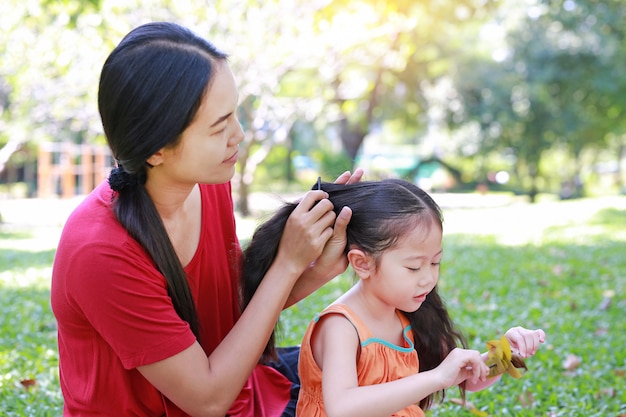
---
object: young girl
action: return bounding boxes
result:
[242,178,545,417]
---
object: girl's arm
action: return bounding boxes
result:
[137,191,336,417]
[465,326,546,392]
[313,315,489,417]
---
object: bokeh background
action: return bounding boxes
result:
[1,0,625,212]
[0,1,625,416]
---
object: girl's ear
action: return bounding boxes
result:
[348,248,373,280]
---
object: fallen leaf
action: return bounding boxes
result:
[603,289,616,298]
[594,327,608,336]
[20,379,36,390]
[518,390,534,407]
[449,398,488,416]
[598,297,611,310]
[562,354,582,371]
[469,409,490,417]
[597,387,615,399]
[449,398,476,408]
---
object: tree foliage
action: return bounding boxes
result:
[446,0,626,200]
[0,0,624,206]
[305,0,500,164]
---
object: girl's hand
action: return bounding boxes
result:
[504,326,546,358]
[435,348,490,389]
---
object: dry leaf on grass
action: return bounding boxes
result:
[20,379,36,390]
[449,398,489,416]
[562,354,582,371]
[518,390,535,407]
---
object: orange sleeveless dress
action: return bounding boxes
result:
[296,304,425,417]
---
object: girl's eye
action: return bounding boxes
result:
[213,127,227,136]
[407,267,420,272]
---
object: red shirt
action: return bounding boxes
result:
[51,181,290,416]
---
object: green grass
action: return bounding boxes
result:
[1,197,625,416]
[0,230,62,416]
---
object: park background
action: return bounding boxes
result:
[0,0,625,416]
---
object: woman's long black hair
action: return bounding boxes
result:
[98,22,228,339]
[241,178,467,410]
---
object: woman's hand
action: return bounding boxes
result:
[505,326,546,358]
[310,168,364,279]
[282,169,364,306]
[334,168,364,186]
[275,190,337,279]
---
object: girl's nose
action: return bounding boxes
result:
[420,266,438,287]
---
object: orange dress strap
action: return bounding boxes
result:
[318,303,374,340]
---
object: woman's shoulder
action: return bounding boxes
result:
[61,183,127,241]
[56,182,152,270]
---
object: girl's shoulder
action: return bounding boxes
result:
[317,303,373,341]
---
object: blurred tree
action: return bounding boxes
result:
[0,0,107,184]
[446,0,626,201]
[202,0,333,216]
[307,0,499,167]
[2,0,624,211]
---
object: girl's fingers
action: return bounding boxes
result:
[507,327,546,357]
[537,329,546,343]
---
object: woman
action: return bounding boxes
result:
[51,21,362,417]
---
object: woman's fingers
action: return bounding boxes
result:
[333,168,364,185]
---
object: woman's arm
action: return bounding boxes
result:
[138,191,336,417]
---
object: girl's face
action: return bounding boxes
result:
[368,219,443,313]
[156,62,244,186]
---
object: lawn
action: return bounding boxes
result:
[0,195,625,416]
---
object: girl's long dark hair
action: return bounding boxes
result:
[98,22,228,339]
[241,178,467,409]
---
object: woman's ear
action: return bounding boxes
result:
[146,149,165,167]
[348,248,373,280]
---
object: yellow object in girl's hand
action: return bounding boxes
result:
[485,335,528,378]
